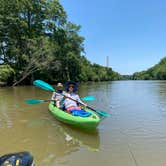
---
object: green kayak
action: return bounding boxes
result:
[48,102,101,130]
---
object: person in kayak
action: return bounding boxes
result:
[64,81,87,113]
[51,83,65,109]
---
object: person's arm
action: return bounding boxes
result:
[76,95,87,106]
[51,92,56,100]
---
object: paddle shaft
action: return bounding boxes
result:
[33,80,108,116]
[43,99,54,102]
[54,91,86,106]
[54,92,101,114]
[61,93,108,116]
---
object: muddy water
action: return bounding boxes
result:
[0,81,166,166]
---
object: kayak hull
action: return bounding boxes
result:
[48,102,101,130]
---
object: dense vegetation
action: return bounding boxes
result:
[132,57,166,80]
[0,0,120,86]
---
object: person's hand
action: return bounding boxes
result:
[84,103,88,107]
[64,95,67,99]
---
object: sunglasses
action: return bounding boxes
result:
[69,85,74,88]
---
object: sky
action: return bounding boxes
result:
[60,0,166,75]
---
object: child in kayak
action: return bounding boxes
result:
[64,81,87,114]
[51,83,65,109]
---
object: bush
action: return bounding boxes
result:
[0,65,15,86]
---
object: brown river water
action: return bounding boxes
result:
[0,81,166,166]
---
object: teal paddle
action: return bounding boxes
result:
[26,98,109,117]
[33,80,94,101]
[59,93,109,117]
[33,80,55,92]
[25,97,94,105]
[86,105,109,117]
[26,99,52,104]
[33,80,109,117]
[81,96,95,101]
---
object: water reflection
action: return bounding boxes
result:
[59,124,100,152]
[26,117,100,165]
[151,81,166,116]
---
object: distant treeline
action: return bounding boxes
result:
[120,57,166,80]
[0,0,120,86]
[132,57,166,80]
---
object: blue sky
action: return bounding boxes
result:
[60,0,166,75]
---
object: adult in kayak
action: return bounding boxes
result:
[64,81,88,114]
[48,81,100,129]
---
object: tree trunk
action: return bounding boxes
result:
[13,68,36,86]
[30,73,34,85]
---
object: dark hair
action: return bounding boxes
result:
[65,81,78,92]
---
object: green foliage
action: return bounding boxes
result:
[132,57,166,80]
[120,75,132,80]
[0,0,120,85]
[0,64,15,85]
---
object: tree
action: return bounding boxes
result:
[0,0,121,86]
[132,57,166,80]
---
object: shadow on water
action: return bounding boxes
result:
[26,115,100,165]
[57,123,100,151]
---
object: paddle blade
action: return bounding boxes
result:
[81,96,95,101]
[25,99,45,104]
[33,80,55,92]
[87,105,109,117]
[96,110,110,117]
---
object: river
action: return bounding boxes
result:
[0,81,166,166]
